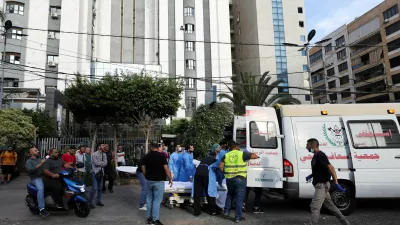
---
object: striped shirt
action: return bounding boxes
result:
[91,151,107,174]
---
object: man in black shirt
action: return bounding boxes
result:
[305,138,350,225]
[142,142,173,225]
[193,151,217,216]
[102,144,114,193]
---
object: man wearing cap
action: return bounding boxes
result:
[219,141,259,223]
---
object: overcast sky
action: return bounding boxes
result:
[305,0,384,42]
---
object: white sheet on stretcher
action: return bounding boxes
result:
[116,166,138,174]
[164,181,228,208]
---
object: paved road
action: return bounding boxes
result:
[0,176,399,225]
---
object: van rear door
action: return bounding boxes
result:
[341,115,400,198]
[245,106,283,188]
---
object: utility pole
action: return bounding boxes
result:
[0,20,12,109]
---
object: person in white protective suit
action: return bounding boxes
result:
[168,145,182,181]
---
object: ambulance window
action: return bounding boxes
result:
[348,120,400,149]
[250,121,277,149]
[236,128,246,150]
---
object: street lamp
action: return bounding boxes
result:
[283,29,331,104]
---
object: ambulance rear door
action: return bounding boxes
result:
[246,106,283,188]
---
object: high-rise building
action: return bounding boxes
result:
[0,0,233,118]
[309,0,400,104]
[229,0,309,103]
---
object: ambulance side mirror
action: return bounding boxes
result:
[277,134,285,139]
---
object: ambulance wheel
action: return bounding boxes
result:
[330,183,356,216]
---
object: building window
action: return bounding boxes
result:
[185,78,196,89]
[184,7,194,17]
[298,7,303,14]
[3,78,19,87]
[383,4,398,20]
[50,6,62,16]
[186,60,196,70]
[10,28,22,40]
[185,41,195,51]
[310,50,323,64]
[305,95,310,101]
[337,49,346,60]
[311,73,324,84]
[185,24,195,33]
[338,62,348,72]
[340,76,349,85]
[48,31,60,39]
[390,55,400,68]
[299,21,304,27]
[327,68,335,77]
[6,3,24,15]
[300,35,306,42]
[303,65,308,72]
[386,20,400,36]
[335,36,345,47]
[328,80,336,89]
[5,53,21,64]
[185,97,197,111]
[324,43,332,53]
[47,55,59,66]
[301,50,307,56]
[388,37,400,52]
[341,90,351,99]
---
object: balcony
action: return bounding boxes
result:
[355,80,387,101]
[348,17,380,45]
[350,32,381,58]
[351,48,384,73]
[310,60,323,72]
[354,63,385,87]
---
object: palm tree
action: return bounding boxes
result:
[218,72,301,115]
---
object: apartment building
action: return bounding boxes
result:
[309,0,400,104]
[309,25,355,104]
[0,0,233,118]
[229,0,310,103]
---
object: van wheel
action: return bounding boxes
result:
[330,183,356,216]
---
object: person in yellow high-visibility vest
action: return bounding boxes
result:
[219,141,259,223]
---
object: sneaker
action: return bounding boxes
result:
[109,189,114,193]
[242,203,247,212]
[139,205,147,211]
[6,180,10,184]
[146,218,153,224]
[235,217,246,223]
[253,207,264,214]
[39,209,50,217]
[89,204,95,209]
[96,202,104,207]
[153,220,164,225]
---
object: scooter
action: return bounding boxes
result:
[25,168,90,218]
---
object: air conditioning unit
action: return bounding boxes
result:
[341,56,346,60]
[341,42,345,46]
[48,61,57,67]
[48,34,52,38]
[384,19,389,24]
[51,12,58,19]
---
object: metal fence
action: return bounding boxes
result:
[36,137,161,165]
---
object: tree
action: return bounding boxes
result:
[218,72,301,115]
[118,73,184,152]
[162,118,191,144]
[22,109,58,138]
[0,109,35,147]
[185,102,233,157]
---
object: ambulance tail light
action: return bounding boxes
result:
[283,159,294,177]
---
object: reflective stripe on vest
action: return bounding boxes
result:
[223,150,247,179]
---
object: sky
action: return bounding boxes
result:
[305,0,384,42]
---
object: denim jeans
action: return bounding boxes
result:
[146,181,165,221]
[224,177,246,220]
[137,171,147,207]
[32,177,45,209]
[89,172,104,204]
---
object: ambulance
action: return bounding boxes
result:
[234,103,400,215]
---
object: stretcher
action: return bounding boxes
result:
[116,166,138,174]
[163,181,227,209]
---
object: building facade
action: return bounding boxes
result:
[0,0,232,118]
[309,0,400,104]
[229,0,309,103]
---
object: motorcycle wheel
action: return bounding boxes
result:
[74,202,90,218]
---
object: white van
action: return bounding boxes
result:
[234,103,400,215]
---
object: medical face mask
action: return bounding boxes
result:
[178,147,182,152]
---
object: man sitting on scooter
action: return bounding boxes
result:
[42,148,73,208]
[25,147,50,217]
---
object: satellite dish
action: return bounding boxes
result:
[4,20,12,31]
[308,29,316,42]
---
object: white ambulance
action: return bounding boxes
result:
[234,103,400,215]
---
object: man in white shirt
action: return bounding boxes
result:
[75,146,86,179]
[117,145,125,166]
